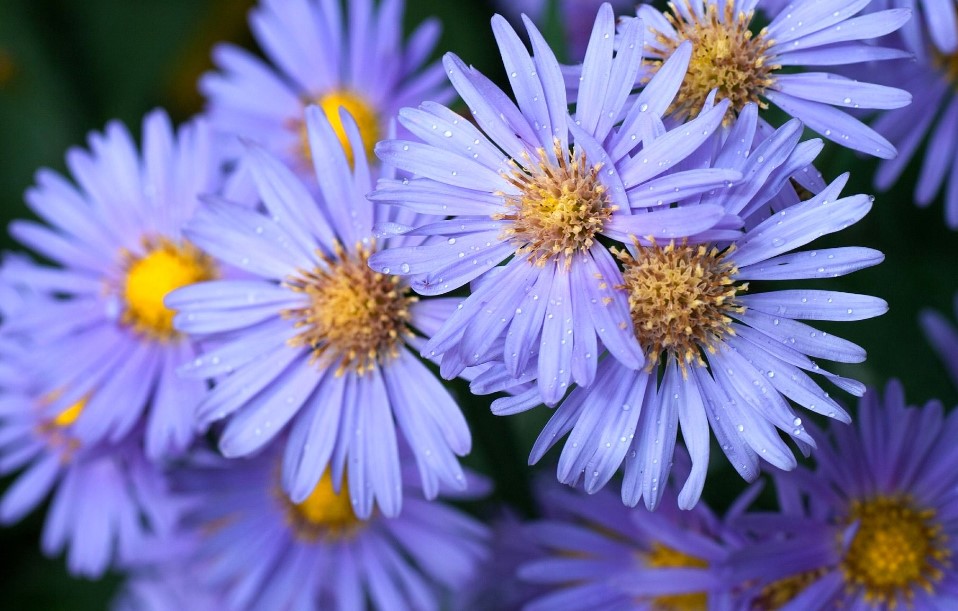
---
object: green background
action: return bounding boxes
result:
[0,0,955,608]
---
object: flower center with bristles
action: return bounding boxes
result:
[496,142,614,267]
[282,471,365,542]
[841,496,950,605]
[643,542,709,610]
[297,90,380,167]
[285,241,416,376]
[648,1,776,121]
[122,238,217,340]
[615,239,745,372]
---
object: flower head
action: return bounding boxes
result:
[0,110,222,460]
[730,381,958,609]
[634,0,912,157]
[201,0,450,169]
[169,443,489,611]
[169,106,471,518]
[519,464,746,610]
[0,341,179,577]
[482,107,886,510]
[370,5,742,405]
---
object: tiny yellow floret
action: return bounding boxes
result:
[122,238,217,340]
[298,90,381,167]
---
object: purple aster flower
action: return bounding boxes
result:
[519,461,750,610]
[201,0,449,170]
[170,443,489,611]
[632,0,913,157]
[856,9,958,228]
[370,5,744,405]
[0,110,222,460]
[0,343,179,577]
[920,293,958,391]
[483,106,887,510]
[729,381,958,608]
[168,106,471,518]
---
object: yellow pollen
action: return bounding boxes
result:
[644,542,709,611]
[35,393,88,460]
[52,398,86,427]
[282,471,364,542]
[615,238,745,373]
[751,568,829,610]
[122,238,217,340]
[841,496,950,606]
[495,141,614,267]
[649,1,777,121]
[285,241,416,376]
[297,90,381,167]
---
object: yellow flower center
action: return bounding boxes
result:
[285,241,416,376]
[644,542,709,611]
[122,238,217,340]
[615,239,745,372]
[649,1,777,121]
[841,496,950,605]
[496,142,614,267]
[297,90,381,167]
[283,471,364,542]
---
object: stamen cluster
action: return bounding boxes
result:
[616,238,744,372]
[497,142,614,267]
[285,241,415,376]
[652,1,776,120]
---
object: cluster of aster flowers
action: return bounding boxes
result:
[2,0,958,609]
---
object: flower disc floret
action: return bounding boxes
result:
[841,496,950,605]
[654,1,776,120]
[497,143,614,266]
[122,238,217,340]
[616,238,745,371]
[285,241,416,376]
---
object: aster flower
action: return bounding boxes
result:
[201,0,449,169]
[370,5,743,405]
[858,11,958,228]
[168,106,471,518]
[483,105,887,510]
[632,0,912,157]
[171,443,489,611]
[0,340,179,577]
[519,462,748,610]
[0,110,221,460]
[729,381,958,609]
[920,293,958,391]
